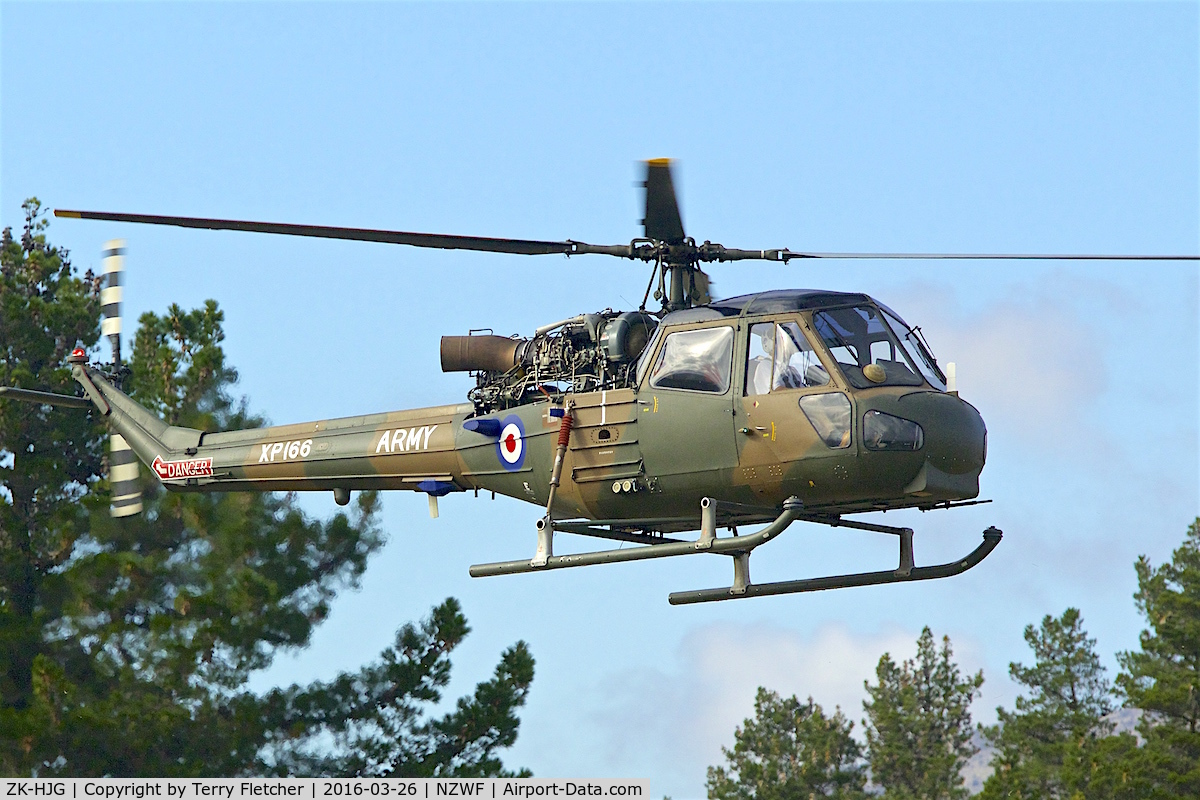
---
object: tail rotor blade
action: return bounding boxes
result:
[100,240,141,516]
[109,432,143,517]
[101,240,126,365]
[644,159,686,244]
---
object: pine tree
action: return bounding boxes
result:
[862,627,983,800]
[980,608,1128,799]
[1,200,106,763]
[1115,518,1200,798]
[0,204,534,776]
[706,687,868,800]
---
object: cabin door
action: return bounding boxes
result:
[637,324,739,488]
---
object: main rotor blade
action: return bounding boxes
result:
[780,251,1200,261]
[707,247,1200,262]
[643,159,686,244]
[56,209,1197,263]
[55,209,582,257]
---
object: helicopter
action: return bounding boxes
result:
[5,160,1197,604]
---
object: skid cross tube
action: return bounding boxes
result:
[668,526,1003,605]
[469,497,804,578]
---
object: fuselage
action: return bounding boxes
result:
[85,289,987,532]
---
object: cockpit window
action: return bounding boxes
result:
[746,322,830,395]
[649,326,734,394]
[812,306,924,389]
[881,309,947,391]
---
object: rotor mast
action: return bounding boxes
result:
[643,159,704,311]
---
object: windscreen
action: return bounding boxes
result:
[880,309,947,391]
[811,306,925,389]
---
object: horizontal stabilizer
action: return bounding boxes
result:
[0,386,91,408]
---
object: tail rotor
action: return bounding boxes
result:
[100,240,125,365]
[100,240,142,517]
[108,433,143,517]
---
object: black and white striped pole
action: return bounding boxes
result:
[100,240,125,366]
[101,240,143,517]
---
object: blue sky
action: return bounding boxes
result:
[3,2,1197,795]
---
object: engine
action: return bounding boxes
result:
[441,310,658,414]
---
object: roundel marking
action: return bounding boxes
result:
[496,415,526,470]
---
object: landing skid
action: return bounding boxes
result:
[668,525,1001,605]
[468,497,1002,603]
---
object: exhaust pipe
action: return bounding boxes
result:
[440,335,528,373]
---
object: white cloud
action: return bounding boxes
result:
[587,621,995,798]
[886,279,1109,452]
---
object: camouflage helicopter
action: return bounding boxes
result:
[5,161,1197,604]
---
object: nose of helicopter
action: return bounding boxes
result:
[904,391,986,473]
[875,391,987,501]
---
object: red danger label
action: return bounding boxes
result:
[152,455,214,481]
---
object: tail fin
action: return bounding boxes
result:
[69,357,203,470]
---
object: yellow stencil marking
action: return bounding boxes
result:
[762,421,776,441]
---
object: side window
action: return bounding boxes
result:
[776,322,830,389]
[799,393,852,449]
[746,321,830,396]
[746,323,774,395]
[649,326,734,393]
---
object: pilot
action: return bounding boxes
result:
[772,328,805,390]
[747,328,775,395]
[749,324,825,394]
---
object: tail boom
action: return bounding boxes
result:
[74,363,471,495]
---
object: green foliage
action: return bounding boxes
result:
[862,627,983,800]
[706,688,867,800]
[980,608,1127,799]
[0,205,533,776]
[260,598,535,778]
[1,200,104,755]
[128,299,238,428]
[1069,730,1160,800]
[706,530,1200,799]
[1114,518,1200,797]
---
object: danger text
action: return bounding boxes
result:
[152,455,214,481]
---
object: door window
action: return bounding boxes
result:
[746,322,830,395]
[648,326,734,394]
